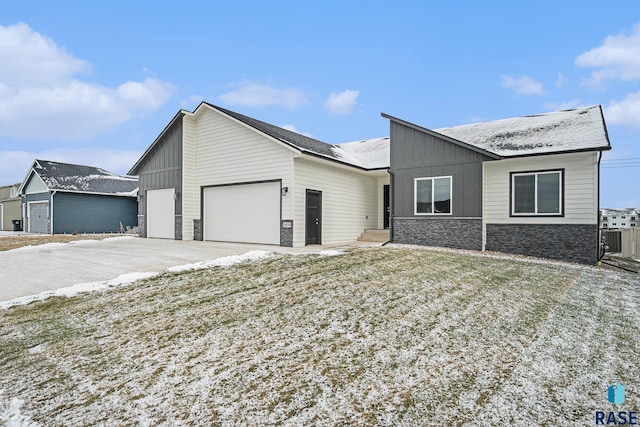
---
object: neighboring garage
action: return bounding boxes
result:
[146,188,175,239]
[19,159,138,234]
[203,181,281,245]
[28,201,49,233]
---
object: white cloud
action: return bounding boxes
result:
[0,148,143,185]
[555,73,567,88]
[500,75,544,95]
[323,89,359,115]
[575,24,640,85]
[280,124,313,138]
[0,23,175,140]
[180,94,204,108]
[543,99,584,111]
[218,81,309,109]
[604,91,640,127]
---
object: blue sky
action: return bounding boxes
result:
[1,1,638,207]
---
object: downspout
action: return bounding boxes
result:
[597,151,603,262]
[50,190,57,235]
[382,167,394,246]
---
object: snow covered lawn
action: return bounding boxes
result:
[1,247,638,425]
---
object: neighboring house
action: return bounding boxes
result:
[383,105,611,264]
[600,208,639,229]
[129,102,390,246]
[19,160,139,234]
[0,183,21,231]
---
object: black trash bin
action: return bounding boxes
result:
[12,219,23,231]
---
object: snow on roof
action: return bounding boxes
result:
[600,208,640,216]
[31,160,139,195]
[332,137,390,169]
[434,106,610,157]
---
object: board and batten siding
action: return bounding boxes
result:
[389,121,492,218]
[135,117,183,238]
[293,158,379,246]
[182,107,295,240]
[482,151,599,225]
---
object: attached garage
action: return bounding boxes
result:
[203,181,280,245]
[28,201,49,234]
[146,188,175,239]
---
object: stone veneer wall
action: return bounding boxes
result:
[175,215,182,240]
[193,219,202,241]
[137,215,145,238]
[485,223,598,264]
[393,217,483,251]
[280,220,293,247]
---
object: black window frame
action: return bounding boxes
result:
[510,169,564,217]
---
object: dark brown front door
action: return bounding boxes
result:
[305,190,322,245]
[383,184,390,229]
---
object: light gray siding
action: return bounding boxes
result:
[135,116,183,238]
[390,121,493,218]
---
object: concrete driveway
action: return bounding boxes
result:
[0,237,369,302]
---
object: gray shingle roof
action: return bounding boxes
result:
[32,160,138,195]
[206,103,339,159]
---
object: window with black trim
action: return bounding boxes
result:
[415,176,452,215]
[511,170,563,216]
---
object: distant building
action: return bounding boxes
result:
[19,159,139,234]
[0,183,22,231]
[600,208,639,229]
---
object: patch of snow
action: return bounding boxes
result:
[332,137,390,169]
[435,105,609,157]
[167,250,270,272]
[5,236,134,253]
[0,272,158,310]
[318,250,344,256]
[0,392,39,427]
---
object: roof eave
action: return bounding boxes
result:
[381,112,502,160]
[498,145,612,159]
[200,103,304,156]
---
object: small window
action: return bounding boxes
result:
[415,176,452,215]
[632,216,636,221]
[602,216,608,221]
[612,223,617,226]
[603,224,608,228]
[9,186,18,198]
[612,216,617,219]
[511,170,563,216]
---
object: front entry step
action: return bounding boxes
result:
[357,229,389,242]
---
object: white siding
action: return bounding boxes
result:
[483,152,598,225]
[182,117,196,240]
[181,107,294,240]
[293,158,379,246]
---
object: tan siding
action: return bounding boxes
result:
[483,152,598,225]
[293,158,379,246]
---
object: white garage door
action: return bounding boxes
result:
[147,188,175,239]
[204,181,280,245]
[29,202,49,234]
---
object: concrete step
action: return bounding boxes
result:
[357,229,389,242]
